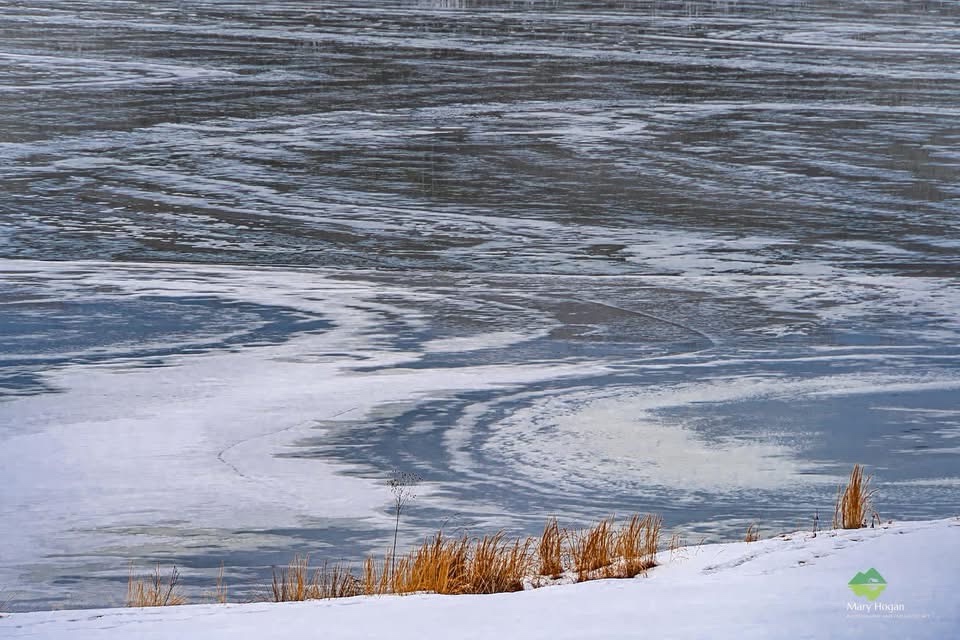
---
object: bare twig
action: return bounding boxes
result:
[389,470,422,576]
[127,565,186,607]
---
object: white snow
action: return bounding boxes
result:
[2,518,957,639]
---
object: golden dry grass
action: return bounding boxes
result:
[567,515,661,582]
[668,532,684,556]
[568,514,663,582]
[467,533,533,594]
[570,518,616,582]
[393,532,470,594]
[614,514,662,577]
[834,464,875,529]
[538,518,564,578]
[362,556,391,596]
[200,563,229,604]
[271,555,311,602]
[384,530,534,595]
[129,512,664,605]
[214,562,227,604]
[127,565,186,607]
[105,477,895,607]
[317,561,364,599]
[271,556,366,602]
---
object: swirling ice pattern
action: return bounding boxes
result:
[0,0,958,610]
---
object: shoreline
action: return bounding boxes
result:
[3,517,957,638]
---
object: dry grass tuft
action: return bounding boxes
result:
[316,561,364,599]
[668,532,684,556]
[209,562,228,604]
[614,514,661,577]
[834,464,875,529]
[244,513,663,603]
[362,556,391,596]
[568,515,661,582]
[744,524,760,543]
[538,518,564,578]
[570,518,616,582]
[271,555,313,602]
[392,532,470,595]
[468,532,533,594]
[127,565,186,607]
[271,555,367,602]
[388,530,534,595]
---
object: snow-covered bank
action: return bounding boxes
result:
[4,518,957,639]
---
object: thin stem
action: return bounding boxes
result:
[391,501,401,577]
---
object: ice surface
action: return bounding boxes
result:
[1,0,959,611]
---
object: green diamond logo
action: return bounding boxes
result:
[849,568,887,601]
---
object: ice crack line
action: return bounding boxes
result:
[216,407,358,480]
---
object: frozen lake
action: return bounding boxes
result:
[1,0,959,610]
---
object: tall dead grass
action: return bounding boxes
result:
[391,532,470,594]
[362,556,391,596]
[538,518,564,578]
[317,561,364,599]
[202,562,229,604]
[834,464,875,529]
[271,555,311,602]
[271,556,364,602]
[113,464,892,605]
[615,514,662,577]
[468,533,533,594]
[570,518,616,581]
[214,563,227,604]
[388,531,533,595]
[266,513,660,602]
[127,565,186,607]
[570,515,661,581]
[668,532,684,556]
[122,513,666,606]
